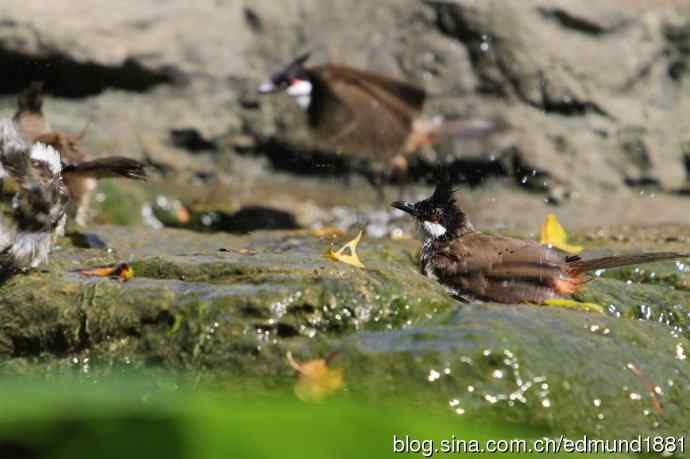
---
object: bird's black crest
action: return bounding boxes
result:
[280,51,311,78]
[430,172,456,206]
[267,51,312,88]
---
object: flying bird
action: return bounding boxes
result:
[258,52,500,181]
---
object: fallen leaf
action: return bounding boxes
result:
[176,205,191,224]
[310,227,345,238]
[325,231,365,268]
[627,363,666,417]
[539,213,583,254]
[78,263,134,282]
[287,352,344,402]
[543,298,604,313]
[218,247,256,255]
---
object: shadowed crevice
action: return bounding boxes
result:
[0,48,180,97]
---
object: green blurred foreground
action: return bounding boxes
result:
[0,375,629,459]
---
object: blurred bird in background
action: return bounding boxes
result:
[13,82,147,226]
[258,52,502,188]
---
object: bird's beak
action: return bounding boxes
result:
[391,201,417,216]
[257,80,277,94]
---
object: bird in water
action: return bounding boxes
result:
[13,82,146,225]
[257,52,500,185]
[392,178,690,304]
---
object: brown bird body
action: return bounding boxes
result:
[12,83,146,225]
[13,81,51,141]
[258,53,499,176]
[393,180,690,304]
[303,64,426,165]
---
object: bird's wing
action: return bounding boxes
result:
[431,233,571,303]
[308,65,426,159]
[436,233,567,284]
[324,65,426,117]
[62,157,147,180]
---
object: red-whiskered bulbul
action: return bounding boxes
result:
[392,178,690,304]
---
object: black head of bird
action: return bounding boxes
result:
[258,52,312,99]
[392,178,472,240]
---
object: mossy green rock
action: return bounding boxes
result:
[1,225,689,450]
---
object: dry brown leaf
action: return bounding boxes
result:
[78,263,134,282]
[287,352,344,402]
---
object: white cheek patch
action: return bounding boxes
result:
[287,80,312,109]
[286,79,312,97]
[423,220,447,238]
[295,94,311,109]
[30,142,62,176]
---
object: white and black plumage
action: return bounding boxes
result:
[0,119,69,271]
[0,118,147,273]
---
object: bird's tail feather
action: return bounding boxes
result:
[435,118,506,140]
[566,252,690,274]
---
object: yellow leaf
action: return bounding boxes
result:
[539,213,583,254]
[310,227,345,238]
[543,299,604,313]
[287,352,344,402]
[324,230,365,268]
[119,264,135,282]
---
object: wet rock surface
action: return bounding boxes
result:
[1,225,689,443]
[1,0,690,451]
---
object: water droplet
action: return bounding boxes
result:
[593,399,601,407]
[428,369,441,382]
[675,343,686,361]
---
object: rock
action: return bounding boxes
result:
[2,224,690,441]
[0,0,688,218]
